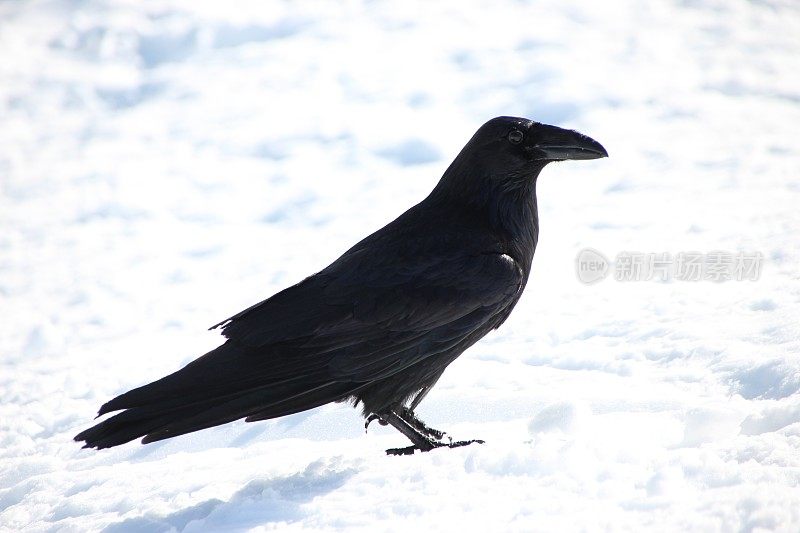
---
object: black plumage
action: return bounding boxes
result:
[75,116,607,455]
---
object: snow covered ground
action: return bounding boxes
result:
[2,0,800,530]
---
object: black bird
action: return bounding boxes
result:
[75,116,607,455]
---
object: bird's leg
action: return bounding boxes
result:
[396,406,446,440]
[365,409,445,439]
[380,410,439,455]
[379,409,485,456]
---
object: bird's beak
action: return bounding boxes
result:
[530,123,608,161]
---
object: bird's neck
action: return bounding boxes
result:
[490,182,539,274]
[428,164,542,274]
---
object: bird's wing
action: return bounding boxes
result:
[212,246,524,382]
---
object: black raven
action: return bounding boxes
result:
[75,116,607,455]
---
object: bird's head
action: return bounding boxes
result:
[432,117,608,217]
[473,115,607,169]
[435,116,607,198]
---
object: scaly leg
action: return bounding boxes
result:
[367,409,485,455]
[396,406,446,440]
[365,409,446,440]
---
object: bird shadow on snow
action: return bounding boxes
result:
[102,459,359,533]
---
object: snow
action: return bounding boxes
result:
[2,0,800,531]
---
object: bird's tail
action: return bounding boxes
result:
[74,341,358,449]
[74,397,228,449]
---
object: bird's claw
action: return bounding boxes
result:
[374,408,482,455]
[448,439,485,448]
[385,445,419,456]
[385,438,485,456]
[364,413,388,432]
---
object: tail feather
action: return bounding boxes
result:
[74,340,360,450]
[141,382,359,444]
[75,400,215,449]
[75,381,358,449]
[96,340,328,417]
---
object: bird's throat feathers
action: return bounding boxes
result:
[429,154,542,269]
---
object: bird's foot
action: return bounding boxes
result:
[448,438,485,449]
[385,444,425,456]
[375,409,484,456]
[385,438,485,456]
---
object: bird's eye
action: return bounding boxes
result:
[508,129,524,144]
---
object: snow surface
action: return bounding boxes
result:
[2,0,800,531]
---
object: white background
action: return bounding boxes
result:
[1,0,799,531]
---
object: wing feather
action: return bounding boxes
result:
[211,249,523,383]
